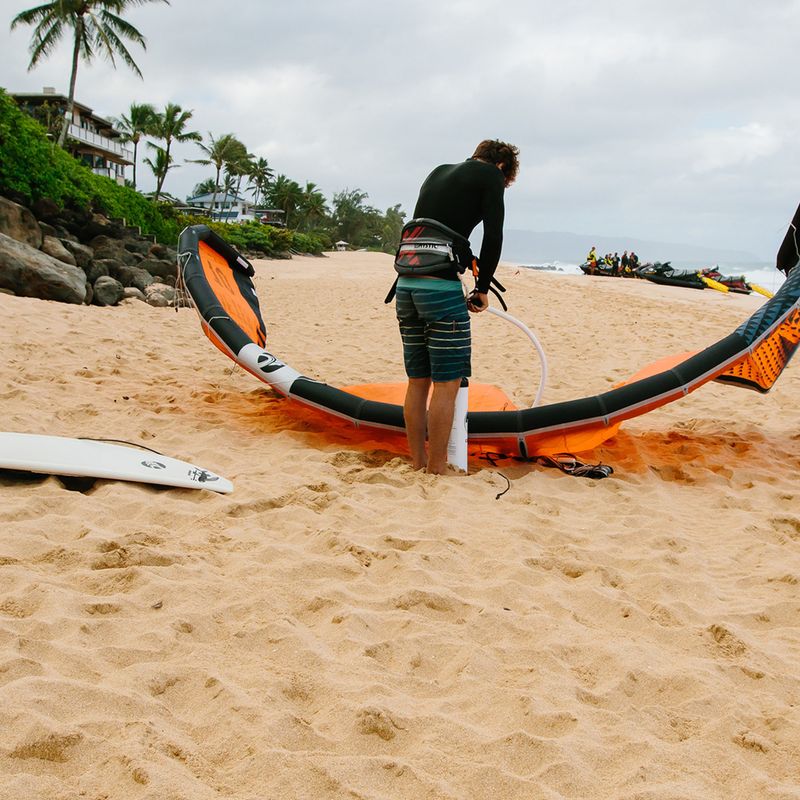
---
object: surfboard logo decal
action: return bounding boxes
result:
[187,467,219,483]
[141,460,167,470]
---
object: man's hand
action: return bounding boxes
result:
[467,290,489,312]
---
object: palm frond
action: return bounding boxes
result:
[26,17,64,67]
[10,3,55,29]
[98,10,147,46]
[82,9,116,63]
[99,25,144,77]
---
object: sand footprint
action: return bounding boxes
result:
[9,729,83,763]
[708,623,748,658]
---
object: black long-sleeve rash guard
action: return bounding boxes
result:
[776,200,800,276]
[413,159,505,293]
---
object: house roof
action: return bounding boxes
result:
[186,192,248,203]
[11,91,119,133]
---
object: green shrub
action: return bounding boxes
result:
[290,231,326,255]
[171,216,299,257]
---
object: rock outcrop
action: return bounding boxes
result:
[92,276,125,306]
[41,235,78,266]
[0,232,87,304]
[0,197,43,249]
[143,283,176,307]
[0,195,180,308]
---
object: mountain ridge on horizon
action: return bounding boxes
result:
[501,228,766,267]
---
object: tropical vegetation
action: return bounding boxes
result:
[1,87,406,256]
[147,103,201,201]
[189,132,247,217]
[112,101,157,189]
[0,87,176,241]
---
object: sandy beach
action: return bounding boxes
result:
[1,250,799,799]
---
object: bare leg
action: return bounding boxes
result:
[404,377,431,470]
[426,378,461,475]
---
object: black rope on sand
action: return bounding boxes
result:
[77,437,165,456]
[494,472,511,500]
[483,450,614,498]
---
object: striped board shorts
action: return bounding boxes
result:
[395,277,471,382]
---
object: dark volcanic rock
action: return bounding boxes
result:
[54,225,78,242]
[148,242,172,260]
[61,239,94,269]
[113,264,155,292]
[124,239,153,257]
[86,258,113,283]
[0,231,87,303]
[90,235,140,265]
[41,235,78,266]
[31,197,61,222]
[51,207,92,238]
[136,257,176,282]
[0,197,43,249]
[80,213,125,242]
[92,275,124,306]
[1,194,185,307]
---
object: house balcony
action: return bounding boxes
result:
[91,166,126,186]
[67,123,133,163]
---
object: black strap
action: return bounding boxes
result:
[488,284,507,311]
[384,276,399,304]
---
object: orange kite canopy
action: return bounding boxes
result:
[178,225,800,458]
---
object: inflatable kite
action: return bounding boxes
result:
[177,224,800,458]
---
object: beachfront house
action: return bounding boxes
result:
[12,87,133,186]
[186,191,252,223]
[185,192,286,226]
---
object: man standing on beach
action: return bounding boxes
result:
[396,139,520,474]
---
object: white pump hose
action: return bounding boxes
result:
[486,306,548,408]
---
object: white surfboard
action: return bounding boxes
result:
[0,432,233,493]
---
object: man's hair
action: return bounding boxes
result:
[472,139,520,186]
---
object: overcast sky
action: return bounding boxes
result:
[3,0,800,260]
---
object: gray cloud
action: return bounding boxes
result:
[3,0,800,258]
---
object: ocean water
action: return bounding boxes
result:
[509,261,787,295]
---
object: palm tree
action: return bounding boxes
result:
[332,188,370,244]
[188,133,248,220]
[219,171,237,222]
[191,178,218,198]
[147,103,200,200]
[298,181,329,231]
[268,174,303,228]
[142,145,174,198]
[112,101,157,190]
[228,148,255,206]
[248,157,274,208]
[11,0,170,148]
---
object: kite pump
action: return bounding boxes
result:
[447,307,548,472]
